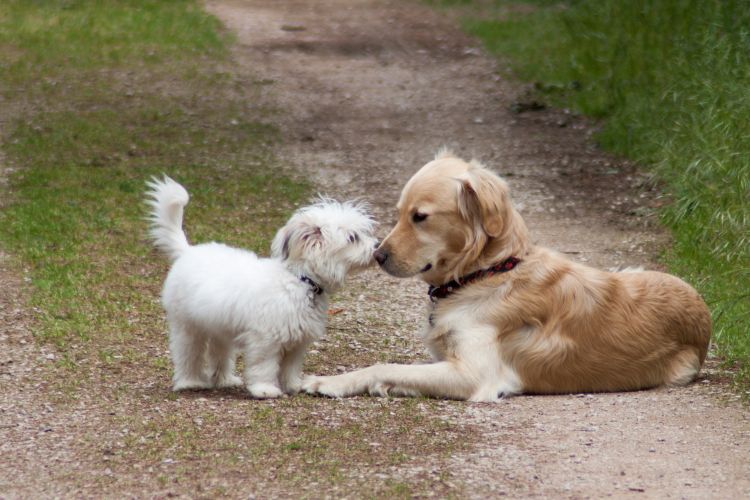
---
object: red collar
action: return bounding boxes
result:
[428,256,521,302]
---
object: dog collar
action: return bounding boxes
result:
[300,275,324,295]
[428,256,521,302]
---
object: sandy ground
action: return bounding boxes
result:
[206,0,750,497]
[0,0,748,498]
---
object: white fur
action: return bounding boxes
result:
[303,311,522,402]
[146,176,376,398]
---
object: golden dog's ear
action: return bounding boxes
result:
[434,146,456,161]
[456,163,507,238]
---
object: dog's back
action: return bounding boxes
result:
[496,249,712,394]
[163,242,325,343]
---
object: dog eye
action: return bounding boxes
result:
[348,232,360,243]
[412,212,428,223]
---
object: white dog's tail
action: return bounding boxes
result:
[145,176,190,262]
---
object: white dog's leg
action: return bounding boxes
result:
[279,341,310,394]
[243,339,284,399]
[169,324,212,391]
[206,337,243,389]
[303,361,478,400]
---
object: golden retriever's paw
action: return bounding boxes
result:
[302,375,339,398]
[469,384,516,402]
[301,375,321,393]
[468,392,500,403]
[303,375,360,398]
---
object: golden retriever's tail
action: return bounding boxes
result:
[665,346,704,386]
[145,176,190,262]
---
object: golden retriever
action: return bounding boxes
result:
[304,150,712,401]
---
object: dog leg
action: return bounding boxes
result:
[303,361,477,400]
[280,341,310,394]
[206,337,242,389]
[468,381,521,402]
[243,339,284,399]
[467,362,523,401]
[169,324,212,391]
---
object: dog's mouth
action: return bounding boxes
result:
[419,263,433,273]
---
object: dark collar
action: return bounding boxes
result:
[300,275,324,295]
[428,256,521,302]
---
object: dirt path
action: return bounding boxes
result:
[1,0,748,497]
[206,0,750,497]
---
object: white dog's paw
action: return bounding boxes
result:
[215,374,244,389]
[247,382,284,399]
[302,375,349,398]
[173,377,213,391]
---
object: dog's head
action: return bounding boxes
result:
[271,198,377,291]
[374,150,529,286]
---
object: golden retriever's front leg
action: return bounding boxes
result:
[303,361,479,400]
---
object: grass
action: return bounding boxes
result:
[0,0,309,356]
[436,0,750,389]
[0,0,225,82]
[0,2,474,497]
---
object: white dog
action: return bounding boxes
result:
[146,176,376,398]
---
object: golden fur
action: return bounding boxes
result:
[304,151,712,401]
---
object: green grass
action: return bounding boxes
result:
[0,0,309,355]
[439,0,750,388]
[0,0,225,83]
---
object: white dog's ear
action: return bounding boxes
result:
[271,226,290,259]
[456,163,508,238]
[298,225,323,248]
[271,221,323,260]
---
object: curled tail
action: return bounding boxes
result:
[145,176,190,261]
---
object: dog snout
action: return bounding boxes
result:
[373,248,388,266]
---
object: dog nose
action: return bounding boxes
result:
[373,248,388,265]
